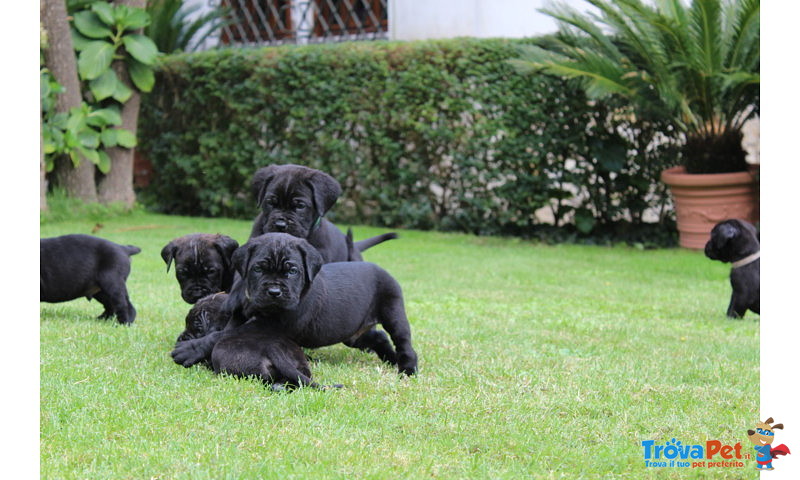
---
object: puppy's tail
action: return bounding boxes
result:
[345,228,356,260]
[354,232,398,253]
[123,245,142,256]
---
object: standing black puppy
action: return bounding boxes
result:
[249,164,396,262]
[161,234,239,304]
[173,234,418,376]
[704,219,760,318]
[40,234,140,324]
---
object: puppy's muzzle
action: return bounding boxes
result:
[273,219,289,232]
[267,286,283,297]
[184,287,212,303]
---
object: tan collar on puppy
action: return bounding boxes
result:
[732,251,760,269]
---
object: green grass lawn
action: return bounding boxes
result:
[40,211,758,479]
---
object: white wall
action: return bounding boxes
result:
[389,0,585,41]
[190,1,591,46]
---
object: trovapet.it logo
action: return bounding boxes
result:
[641,438,749,469]
[746,417,791,471]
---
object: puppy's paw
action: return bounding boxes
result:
[397,351,418,376]
[171,340,207,367]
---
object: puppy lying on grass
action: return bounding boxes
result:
[172,233,418,376]
[176,293,338,390]
[211,318,341,391]
[40,234,140,324]
[176,293,229,343]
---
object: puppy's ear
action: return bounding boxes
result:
[718,223,739,243]
[161,241,178,272]
[213,235,240,270]
[297,241,324,285]
[231,244,253,277]
[306,171,342,215]
[739,220,760,244]
[252,165,278,209]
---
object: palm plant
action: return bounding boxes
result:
[145,0,231,53]
[511,0,759,174]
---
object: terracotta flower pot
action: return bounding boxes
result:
[661,165,759,249]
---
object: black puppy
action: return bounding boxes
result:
[211,318,338,390]
[704,219,760,318]
[173,233,418,376]
[249,164,396,262]
[247,164,396,358]
[176,293,335,390]
[161,234,239,303]
[40,234,140,324]
[176,293,230,343]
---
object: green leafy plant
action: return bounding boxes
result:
[42,2,159,176]
[41,74,135,174]
[71,1,159,100]
[511,0,760,174]
[145,0,231,53]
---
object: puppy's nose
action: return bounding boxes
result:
[274,220,288,231]
[267,286,282,297]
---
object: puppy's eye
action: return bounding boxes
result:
[252,265,262,273]
[287,266,300,276]
[293,201,306,210]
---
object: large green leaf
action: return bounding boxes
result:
[115,129,138,148]
[120,8,151,30]
[70,26,93,51]
[113,4,132,24]
[43,139,57,155]
[69,150,82,168]
[77,146,100,167]
[88,106,123,127]
[97,150,112,174]
[79,129,101,149]
[127,59,155,92]
[91,2,115,26]
[112,79,133,103]
[73,11,113,39]
[88,69,119,101]
[65,106,87,132]
[78,41,115,81]
[122,34,159,65]
[100,128,119,148]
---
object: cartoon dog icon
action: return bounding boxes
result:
[747,417,791,470]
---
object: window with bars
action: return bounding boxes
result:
[219,0,388,46]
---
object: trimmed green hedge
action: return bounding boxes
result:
[138,38,679,241]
